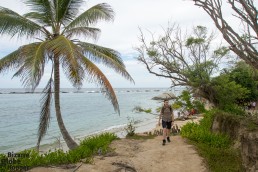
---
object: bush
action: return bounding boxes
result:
[181,121,231,148]
[0,133,117,172]
[181,110,243,171]
[125,118,136,136]
[193,100,206,113]
[133,106,152,114]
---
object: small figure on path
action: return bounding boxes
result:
[158,100,174,145]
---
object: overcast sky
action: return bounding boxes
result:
[0,0,235,88]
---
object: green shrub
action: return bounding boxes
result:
[125,118,136,136]
[172,102,182,109]
[0,133,117,171]
[133,106,152,114]
[223,104,245,116]
[144,108,152,113]
[181,110,243,171]
[193,100,206,113]
[181,121,230,148]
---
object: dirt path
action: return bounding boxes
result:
[29,135,208,172]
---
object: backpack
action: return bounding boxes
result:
[161,106,172,114]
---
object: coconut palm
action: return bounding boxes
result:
[0,0,134,150]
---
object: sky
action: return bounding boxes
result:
[0,0,236,88]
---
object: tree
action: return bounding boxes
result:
[228,61,258,103]
[193,0,258,69]
[0,0,134,150]
[210,73,249,114]
[137,25,228,102]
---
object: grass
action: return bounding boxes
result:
[189,140,243,172]
[181,110,244,171]
[0,132,117,172]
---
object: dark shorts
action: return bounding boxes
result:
[162,120,172,129]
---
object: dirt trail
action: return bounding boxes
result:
[30,135,208,172]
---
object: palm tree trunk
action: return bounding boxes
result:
[53,57,78,150]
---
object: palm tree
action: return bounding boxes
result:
[0,0,134,150]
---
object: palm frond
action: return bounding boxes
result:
[0,7,43,38]
[47,36,85,88]
[80,56,120,114]
[23,0,55,26]
[54,0,84,25]
[0,49,25,73]
[65,3,114,30]
[37,77,53,150]
[23,12,52,36]
[64,27,100,40]
[79,42,135,84]
[12,42,48,90]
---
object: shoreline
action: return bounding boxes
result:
[1,113,202,154]
[36,116,159,153]
[28,114,205,172]
[38,114,202,154]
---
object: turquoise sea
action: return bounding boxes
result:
[0,87,182,153]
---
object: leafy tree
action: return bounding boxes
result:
[193,0,258,69]
[211,73,249,114]
[173,90,206,114]
[0,0,134,150]
[178,90,194,110]
[228,61,258,102]
[137,24,229,103]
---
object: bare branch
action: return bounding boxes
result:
[136,24,228,90]
[193,0,258,69]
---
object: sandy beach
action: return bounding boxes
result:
[29,116,207,172]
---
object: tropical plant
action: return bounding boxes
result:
[0,0,134,150]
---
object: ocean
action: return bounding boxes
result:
[0,87,182,153]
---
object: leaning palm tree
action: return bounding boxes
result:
[0,0,134,150]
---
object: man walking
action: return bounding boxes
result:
[158,100,174,145]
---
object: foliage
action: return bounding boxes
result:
[195,142,243,172]
[124,117,136,136]
[181,111,231,148]
[192,100,206,113]
[156,106,161,113]
[137,24,227,89]
[211,74,249,115]
[171,103,182,110]
[173,90,193,111]
[203,61,258,114]
[184,61,216,88]
[181,110,243,171]
[0,133,117,171]
[173,90,206,113]
[133,106,152,114]
[228,61,258,103]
